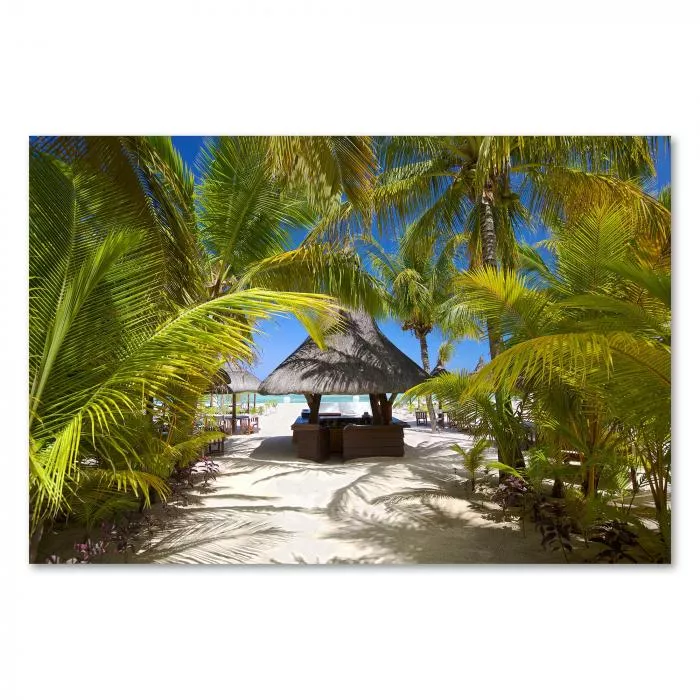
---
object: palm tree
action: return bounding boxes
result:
[450,438,518,495]
[364,137,666,474]
[314,136,664,352]
[407,197,671,549]
[307,136,664,473]
[195,136,385,315]
[32,135,383,311]
[366,231,466,430]
[28,136,382,556]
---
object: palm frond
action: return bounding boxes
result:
[239,245,388,317]
[30,287,338,527]
[267,136,377,212]
[196,136,316,288]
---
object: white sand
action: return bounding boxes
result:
[138,403,564,564]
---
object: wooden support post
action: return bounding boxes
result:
[378,393,394,424]
[369,394,383,425]
[231,392,237,434]
[304,393,322,423]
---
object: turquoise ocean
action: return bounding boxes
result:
[209,394,372,404]
[206,393,407,414]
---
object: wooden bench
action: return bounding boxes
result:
[342,424,405,460]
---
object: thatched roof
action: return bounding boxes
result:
[431,361,448,377]
[210,362,260,394]
[259,310,429,395]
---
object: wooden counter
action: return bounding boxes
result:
[342,424,404,460]
[291,420,405,462]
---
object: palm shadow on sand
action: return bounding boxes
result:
[324,506,565,564]
[128,434,566,564]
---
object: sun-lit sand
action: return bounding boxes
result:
[135,403,564,564]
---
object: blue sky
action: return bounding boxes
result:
[171,136,671,381]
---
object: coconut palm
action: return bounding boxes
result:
[311,136,664,472]
[406,198,671,547]
[450,438,518,495]
[365,230,468,430]
[32,135,383,312]
[28,136,380,555]
[265,136,377,212]
[313,136,665,353]
[196,136,385,315]
[31,136,207,305]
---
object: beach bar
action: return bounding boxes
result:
[259,310,429,461]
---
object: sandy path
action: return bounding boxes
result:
[135,404,564,564]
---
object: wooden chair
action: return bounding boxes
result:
[415,410,428,426]
[200,419,224,454]
[206,434,225,455]
[239,416,259,434]
[561,450,581,465]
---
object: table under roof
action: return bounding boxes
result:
[259,309,429,425]
[259,309,429,461]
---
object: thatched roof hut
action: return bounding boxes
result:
[208,363,262,429]
[210,362,260,394]
[260,310,428,395]
[259,310,428,423]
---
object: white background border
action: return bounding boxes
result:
[2,2,698,698]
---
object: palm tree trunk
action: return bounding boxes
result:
[480,187,501,360]
[418,333,438,432]
[480,188,524,476]
[581,412,601,497]
[552,477,565,499]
